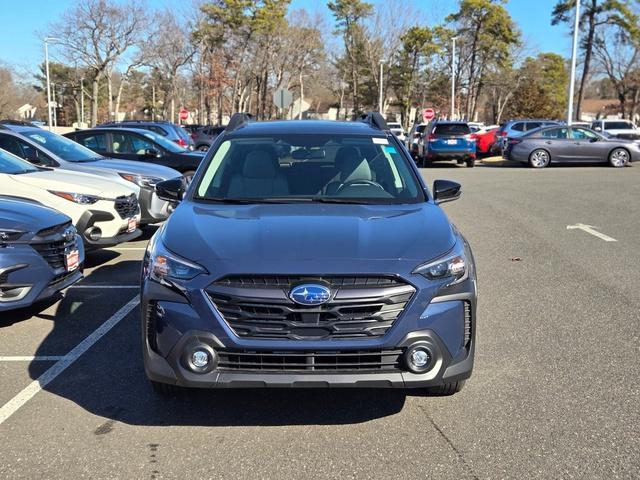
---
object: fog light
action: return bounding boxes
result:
[405,345,433,373]
[85,226,102,241]
[191,350,210,368]
[410,349,430,368]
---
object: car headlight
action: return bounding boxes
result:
[48,191,100,204]
[0,229,25,243]
[119,173,163,188]
[144,234,206,283]
[413,238,467,285]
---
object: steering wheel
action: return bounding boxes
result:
[336,179,385,193]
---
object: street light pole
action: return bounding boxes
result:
[80,77,85,125]
[44,37,60,131]
[567,0,581,125]
[451,36,457,121]
[378,60,384,114]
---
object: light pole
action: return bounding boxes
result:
[44,37,60,131]
[378,59,384,114]
[567,0,581,124]
[80,77,85,125]
[451,36,458,121]
[52,83,57,127]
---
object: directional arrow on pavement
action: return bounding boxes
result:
[566,224,617,242]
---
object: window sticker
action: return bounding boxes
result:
[372,137,389,145]
[384,146,397,154]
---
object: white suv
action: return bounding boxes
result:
[590,119,640,141]
[0,148,141,249]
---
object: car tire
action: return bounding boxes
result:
[150,380,181,396]
[456,158,464,165]
[528,149,550,168]
[197,144,209,152]
[466,158,475,168]
[424,380,466,396]
[608,148,629,167]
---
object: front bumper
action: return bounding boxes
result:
[76,210,142,249]
[0,235,84,312]
[141,271,477,389]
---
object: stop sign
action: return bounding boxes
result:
[423,108,435,122]
[179,108,189,121]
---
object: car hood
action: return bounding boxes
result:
[163,202,455,269]
[0,197,69,233]
[90,158,181,179]
[9,170,137,198]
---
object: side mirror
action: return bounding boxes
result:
[433,179,461,205]
[589,136,599,143]
[155,177,184,203]
[144,148,161,158]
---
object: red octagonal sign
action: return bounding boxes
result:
[423,108,435,122]
[179,108,189,121]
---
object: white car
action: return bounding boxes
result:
[0,148,141,249]
[590,119,640,142]
[387,122,407,143]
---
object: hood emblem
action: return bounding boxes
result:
[289,284,331,306]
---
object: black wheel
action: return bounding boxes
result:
[197,144,209,152]
[528,149,550,168]
[456,158,464,165]
[608,148,629,167]
[423,380,466,396]
[466,158,475,168]
[150,380,181,396]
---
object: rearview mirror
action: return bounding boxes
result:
[155,177,185,203]
[433,180,461,204]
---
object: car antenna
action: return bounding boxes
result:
[357,112,389,131]
[226,113,254,132]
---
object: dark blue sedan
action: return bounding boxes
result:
[0,197,84,312]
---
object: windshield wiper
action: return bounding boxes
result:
[10,170,36,175]
[313,198,373,204]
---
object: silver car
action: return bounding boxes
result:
[0,126,180,224]
[503,125,640,168]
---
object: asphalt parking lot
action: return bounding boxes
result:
[1,160,639,480]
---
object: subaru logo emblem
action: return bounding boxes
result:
[289,284,331,306]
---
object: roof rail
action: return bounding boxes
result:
[357,112,389,131]
[225,113,254,132]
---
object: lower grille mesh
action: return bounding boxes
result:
[217,349,404,372]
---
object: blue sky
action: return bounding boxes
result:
[0,0,572,75]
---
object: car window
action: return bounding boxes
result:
[20,130,100,162]
[526,122,542,130]
[433,124,470,136]
[604,121,633,130]
[76,133,107,153]
[148,126,168,136]
[112,133,154,154]
[0,148,39,174]
[141,130,187,153]
[571,128,598,140]
[511,123,525,132]
[540,128,568,139]
[195,134,423,204]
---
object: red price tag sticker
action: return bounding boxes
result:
[127,218,137,233]
[65,250,80,272]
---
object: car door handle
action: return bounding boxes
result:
[545,141,553,145]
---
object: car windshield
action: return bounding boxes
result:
[141,131,188,153]
[195,134,424,204]
[0,148,39,174]
[21,130,102,162]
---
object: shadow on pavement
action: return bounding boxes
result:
[27,261,406,426]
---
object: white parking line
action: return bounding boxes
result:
[0,356,65,362]
[566,223,617,242]
[0,296,140,426]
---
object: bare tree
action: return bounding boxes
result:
[49,0,144,126]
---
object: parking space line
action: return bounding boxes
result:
[566,223,617,242]
[0,356,65,362]
[0,296,140,426]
